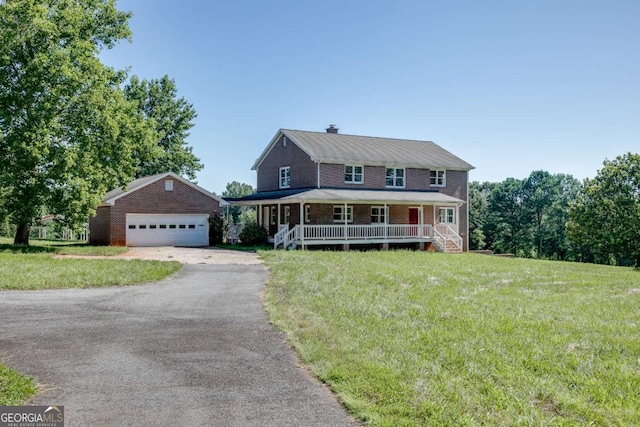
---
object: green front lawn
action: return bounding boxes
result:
[0,363,36,406]
[262,251,640,426]
[0,237,129,256]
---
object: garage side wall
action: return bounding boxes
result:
[88,206,111,246]
[109,179,222,246]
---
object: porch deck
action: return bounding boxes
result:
[274,223,462,252]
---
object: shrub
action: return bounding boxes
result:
[239,223,268,246]
[209,216,224,245]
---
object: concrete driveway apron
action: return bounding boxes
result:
[0,249,358,426]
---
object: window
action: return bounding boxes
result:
[344,165,363,184]
[282,136,287,147]
[139,225,147,229]
[169,224,176,229]
[270,206,276,225]
[333,205,353,223]
[305,205,311,223]
[149,224,157,229]
[165,180,173,191]
[371,206,386,224]
[439,207,455,224]
[159,224,167,229]
[386,168,405,188]
[284,206,290,223]
[188,224,195,229]
[128,225,136,229]
[430,170,446,187]
[179,224,186,229]
[279,166,290,188]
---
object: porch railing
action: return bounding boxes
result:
[435,224,463,251]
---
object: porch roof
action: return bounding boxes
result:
[230,188,464,206]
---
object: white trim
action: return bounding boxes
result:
[385,167,406,188]
[344,164,364,184]
[371,206,386,224]
[429,170,446,187]
[333,205,353,223]
[279,166,291,189]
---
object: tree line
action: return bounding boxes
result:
[469,153,640,268]
[0,0,201,244]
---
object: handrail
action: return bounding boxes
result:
[274,227,287,248]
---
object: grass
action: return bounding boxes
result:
[0,363,37,405]
[0,237,129,256]
[261,251,640,426]
[0,253,181,290]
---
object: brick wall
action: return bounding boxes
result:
[88,206,111,245]
[257,135,317,191]
[107,178,222,246]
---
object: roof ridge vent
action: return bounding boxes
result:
[326,124,339,134]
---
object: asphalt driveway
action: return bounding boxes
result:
[0,256,358,426]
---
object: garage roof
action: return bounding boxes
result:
[101,172,228,206]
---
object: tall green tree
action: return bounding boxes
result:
[468,181,493,250]
[222,181,255,223]
[0,0,152,244]
[484,178,533,256]
[568,153,640,267]
[124,75,202,180]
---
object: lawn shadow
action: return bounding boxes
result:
[0,244,56,254]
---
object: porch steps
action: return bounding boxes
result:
[444,240,463,253]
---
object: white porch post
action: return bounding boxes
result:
[343,202,348,240]
[456,204,460,234]
[258,203,262,226]
[241,206,247,226]
[420,204,424,237]
[277,203,281,230]
[384,204,388,239]
[300,202,305,249]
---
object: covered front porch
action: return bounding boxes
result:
[229,188,466,252]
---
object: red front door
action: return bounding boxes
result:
[409,208,419,237]
[409,208,419,225]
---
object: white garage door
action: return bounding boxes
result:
[126,214,209,247]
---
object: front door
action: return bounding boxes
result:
[409,207,419,236]
[262,206,270,229]
[409,208,419,224]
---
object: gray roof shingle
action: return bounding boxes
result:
[273,129,474,170]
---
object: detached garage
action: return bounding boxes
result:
[89,172,227,247]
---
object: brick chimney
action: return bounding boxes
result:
[326,124,338,134]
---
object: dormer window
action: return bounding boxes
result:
[430,170,446,187]
[279,166,291,188]
[344,165,363,184]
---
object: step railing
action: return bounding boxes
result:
[435,224,463,251]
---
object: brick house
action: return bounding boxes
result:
[89,172,227,246]
[229,126,474,251]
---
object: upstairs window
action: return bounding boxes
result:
[344,165,363,184]
[279,166,290,189]
[430,170,446,187]
[386,168,405,188]
[333,205,353,223]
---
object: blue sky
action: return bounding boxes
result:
[101,0,640,194]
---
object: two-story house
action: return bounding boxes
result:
[230,126,474,251]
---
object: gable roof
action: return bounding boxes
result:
[101,172,228,206]
[253,129,474,171]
